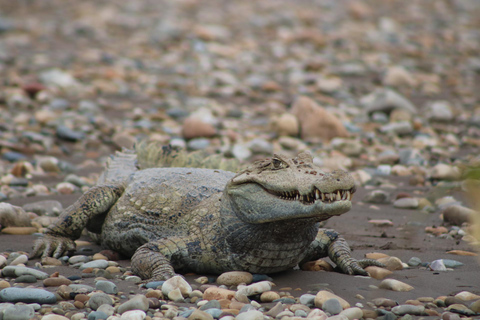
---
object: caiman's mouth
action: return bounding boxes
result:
[264,185,356,205]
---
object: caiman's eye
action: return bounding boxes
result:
[272,157,288,169]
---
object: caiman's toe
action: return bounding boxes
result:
[31,235,76,259]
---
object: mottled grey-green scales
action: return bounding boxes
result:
[32,142,383,281]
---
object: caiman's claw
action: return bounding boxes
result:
[338,257,386,276]
[31,234,76,259]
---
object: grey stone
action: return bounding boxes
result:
[0,287,57,304]
[95,280,118,294]
[22,200,63,216]
[2,304,35,320]
[392,304,425,316]
[393,197,419,209]
[1,266,49,280]
[14,275,37,283]
[380,121,413,135]
[56,125,85,142]
[363,190,391,204]
[69,284,95,294]
[88,292,114,311]
[187,138,210,150]
[322,298,343,315]
[79,260,109,270]
[361,88,417,115]
[117,295,149,314]
[87,311,109,320]
[299,294,316,306]
[247,138,274,155]
[429,259,447,271]
[235,310,264,320]
[204,308,222,318]
[68,255,89,264]
[407,257,421,267]
[426,100,453,121]
[199,300,221,310]
[442,259,464,268]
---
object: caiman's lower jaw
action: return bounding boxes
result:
[265,186,356,205]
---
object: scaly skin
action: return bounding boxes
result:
[32,145,384,280]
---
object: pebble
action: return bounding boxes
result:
[361,88,417,115]
[426,101,454,122]
[291,96,348,141]
[235,310,264,320]
[442,205,475,225]
[87,292,113,310]
[120,310,146,320]
[203,287,236,301]
[260,291,281,302]
[393,197,419,209]
[0,287,57,304]
[429,259,447,271]
[236,281,272,297]
[392,304,425,316]
[301,259,334,272]
[322,298,343,315]
[79,260,109,270]
[377,256,404,271]
[95,280,118,294]
[161,275,192,296]
[215,271,252,287]
[117,295,149,314]
[14,275,37,283]
[315,291,350,309]
[187,138,210,150]
[23,200,63,216]
[379,279,414,292]
[363,190,390,204]
[2,266,49,279]
[407,257,422,267]
[43,277,72,287]
[339,307,364,320]
[182,117,216,139]
[2,304,35,320]
[365,266,392,280]
[88,311,109,320]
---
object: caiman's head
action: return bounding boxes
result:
[226,152,356,223]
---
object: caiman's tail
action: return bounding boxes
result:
[98,140,241,184]
[135,140,240,172]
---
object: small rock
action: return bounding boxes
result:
[23,200,63,216]
[365,266,393,280]
[236,281,272,297]
[56,125,85,142]
[373,298,398,307]
[168,288,185,302]
[315,291,350,309]
[187,138,210,150]
[231,144,252,161]
[187,309,213,320]
[0,287,57,303]
[446,250,477,256]
[363,190,390,204]
[322,298,343,315]
[431,164,461,180]
[442,259,464,268]
[247,138,274,155]
[271,113,299,137]
[339,307,364,320]
[377,256,404,271]
[88,292,113,310]
[0,203,32,227]
[299,294,316,306]
[442,311,461,320]
[112,132,136,149]
[361,88,417,115]
[429,259,447,271]
[56,182,77,195]
[235,310,264,320]
[379,279,414,292]
[8,254,28,266]
[443,205,475,225]
[425,226,449,236]
[2,304,35,320]
[392,304,425,316]
[380,121,413,135]
[182,118,216,139]
[426,101,454,122]
[43,277,72,287]
[14,275,37,283]
[291,96,348,141]
[162,275,192,297]
[2,266,49,279]
[215,272,252,287]
[455,291,480,301]
[260,291,281,302]
[365,252,389,260]
[117,295,149,314]
[369,219,394,227]
[300,259,334,272]
[203,287,236,301]
[79,260,109,270]
[407,257,422,267]
[95,280,117,294]
[383,66,416,88]
[393,197,419,209]
[120,310,146,320]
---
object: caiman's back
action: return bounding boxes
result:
[97,142,240,257]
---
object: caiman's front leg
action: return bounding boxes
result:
[31,184,125,258]
[131,237,189,281]
[301,229,384,276]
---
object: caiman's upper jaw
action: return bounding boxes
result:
[264,185,356,205]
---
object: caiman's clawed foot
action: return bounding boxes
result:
[31,234,76,259]
[336,257,385,276]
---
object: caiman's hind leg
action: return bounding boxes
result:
[31,184,125,258]
[131,237,190,281]
[301,229,384,276]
